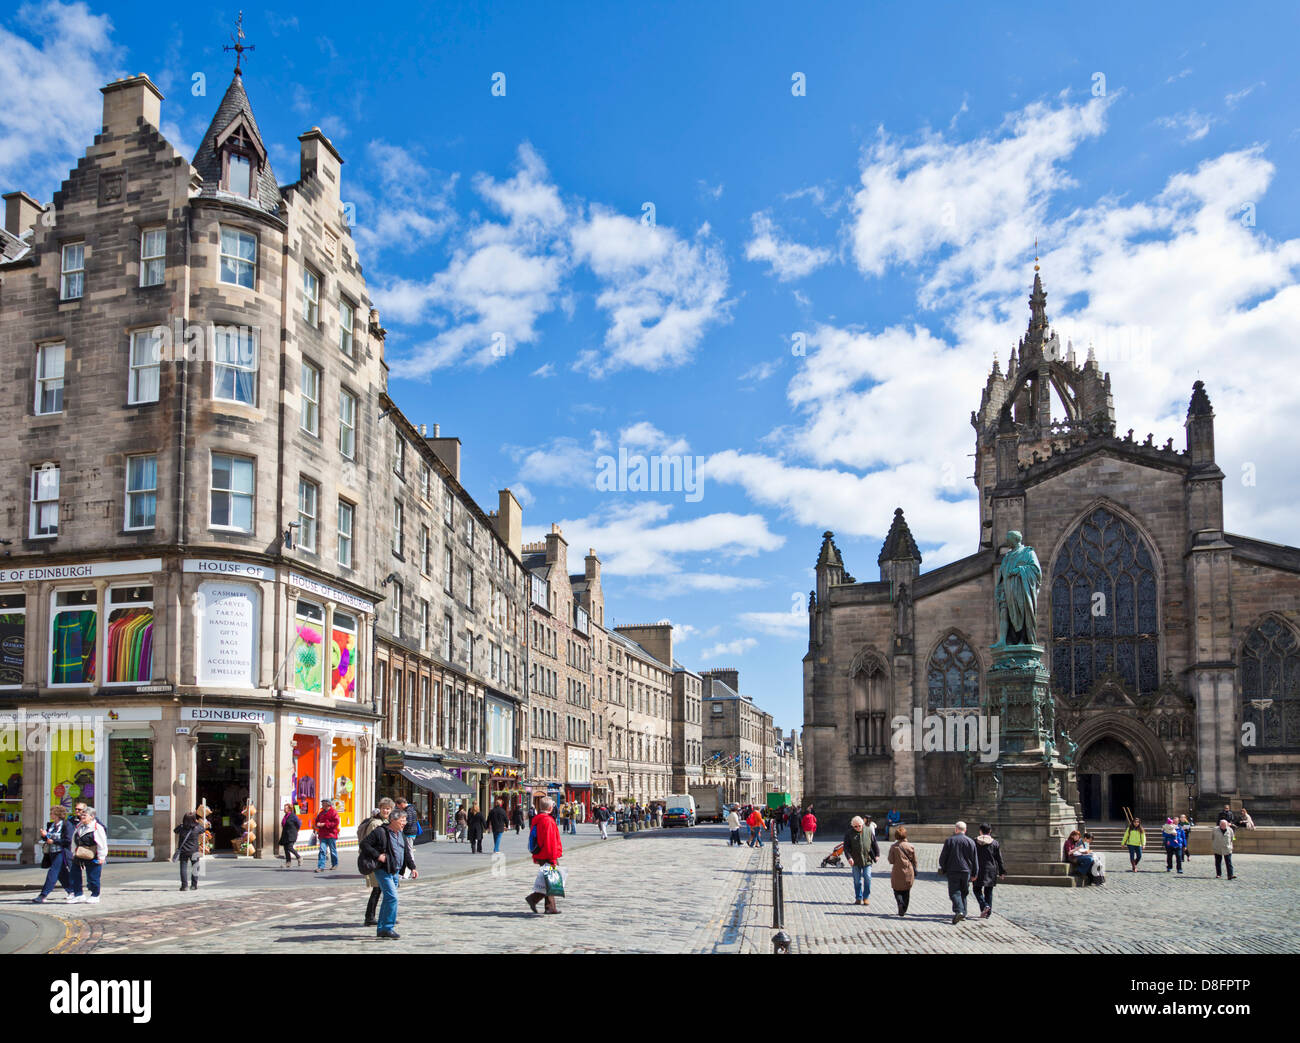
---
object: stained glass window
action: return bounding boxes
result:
[927,632,981,710]
[1051,507,1159,698]
[1240,618,1300,751]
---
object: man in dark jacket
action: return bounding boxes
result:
[395,798,420,843]
[488,799,510,853]
[358,798,394,926]
[359,807,417,939]
[789,806,800,844]
[973,822,1007,918]
[937,821,979,924]
[842,816,879,906]
[466,804,487,853]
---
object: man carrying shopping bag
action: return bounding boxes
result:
[525,796,565,915]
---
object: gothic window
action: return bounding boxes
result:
[927,632,981,710]
[851,654,888,756]
[1240,617,1300,752]
[1051,506,1159,699]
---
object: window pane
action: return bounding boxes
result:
[228,154,251,196]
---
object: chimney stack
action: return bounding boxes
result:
[100,74,163,137]
[298,127,343,202]
[496,489,522,559]
[427,432,461,482]
[2,191,41,237]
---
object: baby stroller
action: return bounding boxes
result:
[820,842,845,868]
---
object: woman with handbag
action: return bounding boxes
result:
[525,796,564,915]
[68,806,108,904]
[173,812,204,891]
[32,806,74,904]
[279,804,302,867]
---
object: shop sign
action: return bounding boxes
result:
[290,713,371,736]
[102,708,163,722]
[132,684,173,695]
[183,558,275,581]
[0,558,162,584]
[288,572,373,614]
[490,766,521,778]
[197,581,260,688]
[181,707,270,723]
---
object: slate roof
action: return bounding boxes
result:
[191,71,281,216]
[877,507,922,565]
[0,226,30,262]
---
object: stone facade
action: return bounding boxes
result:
[804,271,1300,832]
[701,669,766,804]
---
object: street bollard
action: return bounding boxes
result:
[771,826,787,953]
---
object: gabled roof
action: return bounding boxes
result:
[0,226,30,262]
[192,71,281,216]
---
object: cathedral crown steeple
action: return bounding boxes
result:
[877,508,921,566]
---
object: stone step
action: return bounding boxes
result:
[1002,872,1082,887]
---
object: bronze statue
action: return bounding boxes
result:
[993,529,1042,647]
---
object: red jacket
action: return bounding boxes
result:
[801,813,817,833]
[531,809,563,865]
[746,810,764,831]
[314,806,340,840]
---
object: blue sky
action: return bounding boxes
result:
[5,1,1300,734]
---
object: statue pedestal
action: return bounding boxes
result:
[969,644,1081,885]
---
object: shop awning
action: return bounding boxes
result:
[398,764,474,796]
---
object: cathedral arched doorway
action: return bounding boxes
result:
[1076,736,1137,822]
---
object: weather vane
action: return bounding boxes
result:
[1034,236,1039,272]
[224,11,255,74]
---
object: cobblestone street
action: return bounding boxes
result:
[4,826,1299,954]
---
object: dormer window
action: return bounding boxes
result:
[228,153,251,197]
[216,120,264,201]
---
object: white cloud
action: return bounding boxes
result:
[0,2,121,198]
[701,637,758,659]
[745,211,833,281]
[531,362,555,378]
[697,179,724,200]
[352,140,457,257]
[1225,83,1264,109]
[738,607,807,636]
[1157,110,1215,143]
[572,208,731,376]
[617,421,690,456]
[740,358,782,383]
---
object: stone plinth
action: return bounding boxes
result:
[969,644,1082,884]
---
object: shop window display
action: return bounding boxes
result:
[291,733,320,822]
[0,593,25,688]
[106,587,154,685]
[331,737,356,829]
[50,589,97,685]
[292,600,324,693]
[331,611,358,700]
[0,740,21,846]
[49,728,95,812]
[108,734,153,843]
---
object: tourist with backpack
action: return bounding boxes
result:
[172,812,204,892]
[358,805,417,940]
[358,799,394,927]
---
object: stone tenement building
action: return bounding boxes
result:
[701,669,767,804]
[610,622,678,804]
[803,270,1300,831]
[372,401,529,831]
[670,658,704,795]
[0,69,391,860]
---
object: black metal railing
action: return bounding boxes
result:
[771,824,790,953]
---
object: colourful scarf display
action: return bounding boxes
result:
[107,609,153,683]
[52,610,96,684]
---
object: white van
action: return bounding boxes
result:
[664,794,696,827]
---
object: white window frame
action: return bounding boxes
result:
[30,465,60,539]
[339,298,354,356]
[392,582,403,637]
[140,227,166,287]
[209,452,255,533]
[300,359,321,436]
[303,267,320,327]
[297,477,319,552]
[128,329,161,405]
[60,242,84,300]
[338,389,357,459]
[421,526,431,575]
[212,326,258,405]
[104,585,155,686]
[34,343,65,415]
[337,499,354,568]
[218,227,257,288]
[392,500,404,557]
[125,454,158,531]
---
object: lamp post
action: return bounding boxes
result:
[1183,767,1196,819]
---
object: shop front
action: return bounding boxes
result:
[487,762,526,815]
[284,712,370,849]
[379,748,473,839]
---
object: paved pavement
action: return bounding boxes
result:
[4,825,1298,954]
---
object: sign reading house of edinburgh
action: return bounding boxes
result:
[181,707,270,723]
[197,581,259,687]
[287,572,373,614]
[1,558,163,583]
[183,558,275,582]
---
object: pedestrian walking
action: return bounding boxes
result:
[396,798,420,847]
[511,803,524,834]
[489,798,509,853]
[973,823,1006,918]
[887,826,918,916]
[357,799,394,926]
[801,808,818,845]
[314,799,340,871]
[526,796,564,915]
[937,820,978,924]
[32,806,74,904]
[746,806,765,848]
[559,802,570,834]
[467,804,486,853]
[595,804,610,840]
[727,806,742,846]
[454,804,468,842]
[173,811,204,891]
[885,807,902,842]
[1212,819,1236,880]
[1121,817,1146,872]
[1162,818,1185,874]
[359,806,417,939]
[789,806,800,845]
[842,815,879,906]
[278,803,302,867]
[1177,814,1193,862]
[68,806,108,904]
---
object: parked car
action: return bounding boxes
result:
[663,795,696,827]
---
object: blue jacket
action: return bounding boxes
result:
[1161,825,1185,849]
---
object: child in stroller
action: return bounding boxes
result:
[820,842,845,868]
